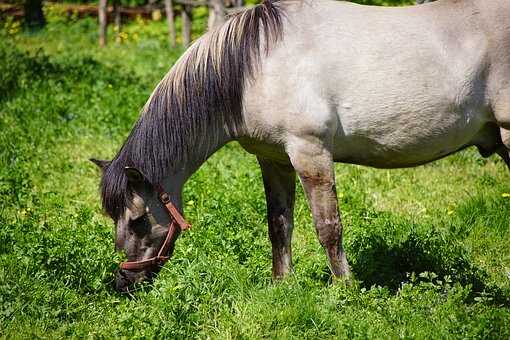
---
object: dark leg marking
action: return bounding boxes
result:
[287,142,351,281]
[258,157,296,279]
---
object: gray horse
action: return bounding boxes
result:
[92,0,510,291]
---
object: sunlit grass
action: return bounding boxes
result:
[1,11,509,338]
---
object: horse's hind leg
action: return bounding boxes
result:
[258,157,296,279]
[499,128,510,170]
[286,138,351,281]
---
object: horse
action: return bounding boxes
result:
[91,0,510,292]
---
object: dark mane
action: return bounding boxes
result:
[100,0,285,221]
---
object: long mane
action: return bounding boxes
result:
[100,0,285,221]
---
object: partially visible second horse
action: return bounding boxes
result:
[91,0,510,292]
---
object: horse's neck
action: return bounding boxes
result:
[184,128,233,178]
[160,124,233,208]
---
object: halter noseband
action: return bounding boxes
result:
[119,184,191,271]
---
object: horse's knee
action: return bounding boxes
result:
[316,220,341,247]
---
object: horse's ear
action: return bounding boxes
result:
[124,167,145,184]
[90,158,110,171]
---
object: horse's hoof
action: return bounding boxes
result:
[332,273,354,287]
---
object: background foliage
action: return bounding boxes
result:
[3,0,416,6]
[1,1,509,338]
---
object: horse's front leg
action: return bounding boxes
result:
[287,137,351,280]
[258,157,296,279]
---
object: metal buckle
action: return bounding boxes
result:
[160,192,170,204]
[157,256,169,264]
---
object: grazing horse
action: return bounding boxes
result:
[91,0,510,292]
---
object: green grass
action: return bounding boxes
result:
[1,9,510,339]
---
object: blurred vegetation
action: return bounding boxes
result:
[2,0,416,7]
[0,0,509,338]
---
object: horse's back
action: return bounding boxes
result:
[243,0,494,167]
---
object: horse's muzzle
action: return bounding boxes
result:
[114,269,148,293]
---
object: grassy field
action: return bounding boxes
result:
[1,5,510,338]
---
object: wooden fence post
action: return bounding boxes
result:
[24,0,46,30]
[98,0,108,47]
[148,0,157,13]
[113,0,121,43]
[182,4,193,48]
[208,0,225,31]
[165,0,176,48]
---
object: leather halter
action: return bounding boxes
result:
[120,184,191,271]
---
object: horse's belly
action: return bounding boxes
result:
[332,108,487,168]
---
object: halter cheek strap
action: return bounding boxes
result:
[119,184,191,271]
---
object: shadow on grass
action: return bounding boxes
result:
[344,219,510,306]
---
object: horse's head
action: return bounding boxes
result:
[91,159,176,293]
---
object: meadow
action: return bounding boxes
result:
[1,3,510,338]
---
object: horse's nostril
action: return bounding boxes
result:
[115,269,152,293]
[115,270,132,293]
